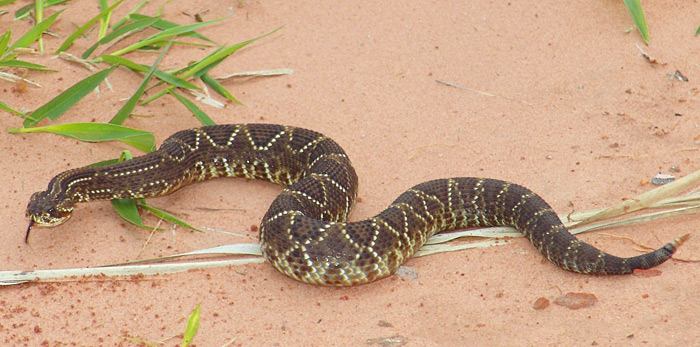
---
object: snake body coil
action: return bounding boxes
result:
[26,124,687,286]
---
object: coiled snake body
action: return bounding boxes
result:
[26,124,687,286]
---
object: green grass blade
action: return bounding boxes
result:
[0,53,18,61]
[0,30,11,58]
[97,0,110,40]
[200,73,240,104]
[190,55,226,80]
[89,158,122,167]
[112,197,146,227]
[134,39,212,50]
[0,59,55,71]
[100,54,147,71]
[623,0,649,43]
[138,203,203,232]
[107,154,197,232]
[0,100,26,116]
[696,25,700,36]
[9,122,156,153]
[129,14,216,43]
[182,304,201,347]
[151,66,200,90]
[35,0,44,51]
[0,0,18,6]
[82,16,161,59]
[139,46,227,104]
[13,2,32,20]
[7,10,63,53]
[170,46,225,77]
[182,26,283,80]
[108,17,225,57]
[55,0,125,54]
[141,27,281,105]
[107,150,162,230]
[22,65,117,127]
[138,84,178,105]
[110,40,173,125]
[169,90,216,126]
[14,0,67,20]
[101,54,199,90]
[113,201,166,231]
[112,0,149,29]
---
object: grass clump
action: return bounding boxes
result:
[3,1,289,231]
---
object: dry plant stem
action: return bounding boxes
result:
[136,217,164,259]
[0,258,266,285]
[186,86,225,108]
[215,68,293,79]
[435,79,495,96]
[568,206,700,235]
[564,193,700,224]
[0,71,41,87]
[578,168,700,225]
[58,52,98,71]
[4,170,699,285]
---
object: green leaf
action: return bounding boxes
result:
[111,198,146,227]
[182,304,201,347]
[114,200,166,231]
[696,25,700,36]
[0,53,18,61]
[109,17,225,57]
[14,3,33,20]
[82,16,161,59]
[141,27,282,105]
[55,0,126,54]
[22,65,117,127]
[111,0,149,29]
[139,203,203,232]
[14,0,68,20]
[97,0,111,40]
[88,157,122,167]
[107,151,163,231]
[101,54,199,90]
[183,26,283,80]
[7,10,63,53]
[0,100,25,116]
[189,55,226,80]
[0,59,55,71]
[9,122,156,153]
[623,0,649,43]
[0,30,11,57]
[169,90,216,126]
[107,154,199,232]
[35,0,45,51]
[129,14,215,43]
[134,39,212,50]
[110,39,173,125]
[200,73,240,104]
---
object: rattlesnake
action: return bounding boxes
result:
[26,124,687,286]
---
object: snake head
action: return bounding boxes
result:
[25,190,74,228]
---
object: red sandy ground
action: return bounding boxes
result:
[1,1,699,346]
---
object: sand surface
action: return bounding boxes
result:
[1,1,699,346]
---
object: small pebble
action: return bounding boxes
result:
[553,292,597,310]
[533,297,550,310]
[651,173,675,185]
[394,266,418,281]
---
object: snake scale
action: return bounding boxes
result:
[26,124,687,286]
